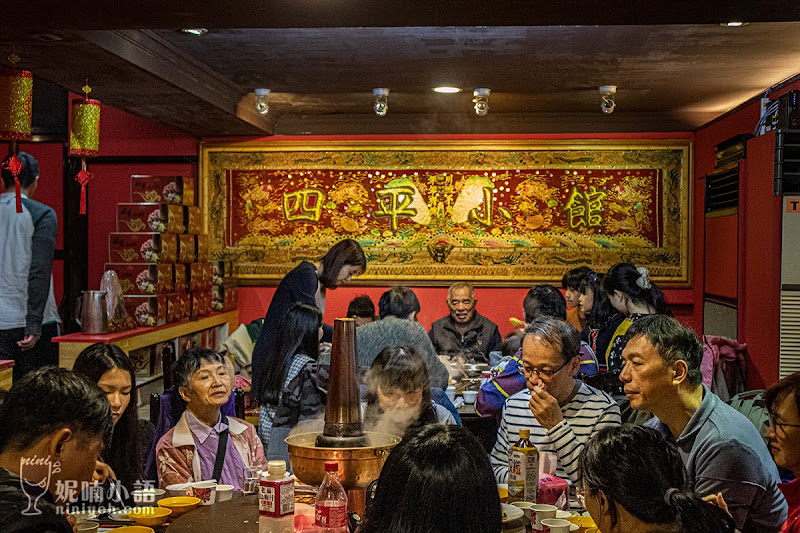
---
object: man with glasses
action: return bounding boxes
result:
[765,372,800,533]
[489,317,620,484]
[477,284,598,420]
[621,315,786,533]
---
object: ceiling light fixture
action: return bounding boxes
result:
[254,88,270,115]
[181,28,208,36]
[599,85,617,114]
[720,21,748,27]
[473,88,490,116]
[433,87,462,94]
[373,88,389,116]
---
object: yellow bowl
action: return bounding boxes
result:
[157,496,201,518]
[127,507,172,527]
[566,516,598,532]
[110,527,155,533]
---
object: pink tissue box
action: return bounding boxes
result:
[538,474,569,509]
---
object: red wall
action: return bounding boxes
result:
[693,81,800,388]
[238,285,697,339]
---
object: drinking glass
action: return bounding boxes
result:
[243,466,261,494]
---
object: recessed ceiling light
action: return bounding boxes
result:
[181,28,208,36]
[720,22,748,27]
[433,87,462,94]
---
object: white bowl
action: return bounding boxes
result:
[131,488,166,506]
[462,390,478,403]
[216,484,234,502]
[166,482,192,497]
[190,480,217,505]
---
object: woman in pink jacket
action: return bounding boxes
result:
[155,348,267,489]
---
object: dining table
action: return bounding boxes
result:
[166,493,260,533]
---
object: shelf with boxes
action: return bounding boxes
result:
[55,174,240,372]
[106,174,237,329]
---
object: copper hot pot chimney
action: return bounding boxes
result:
[315,318,369,448]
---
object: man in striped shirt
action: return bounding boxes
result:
[490,316,621,484]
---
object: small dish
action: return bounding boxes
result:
[501,503,524,523]
[462,390,478,403]
[111,527,155,533]
[157,496,201,518]
[127,507,172,527]
[110,508,135,521]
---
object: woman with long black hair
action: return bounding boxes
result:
[360,424,501,533]
[257,303,326,464]
[251,239,366,404]
[580,425,735,533]
[72,343,154,504]
[601,262,669,373]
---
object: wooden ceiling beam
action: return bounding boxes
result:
[79,30,274,135]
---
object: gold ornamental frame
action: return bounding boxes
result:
[200,139,692,287]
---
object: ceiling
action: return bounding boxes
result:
[2,1,800,137]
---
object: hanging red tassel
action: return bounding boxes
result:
[2,154,24,213]
[75,159,93,215]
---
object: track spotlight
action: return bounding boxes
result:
[254,88,270,115]
[373,88,389,116]
[473,88,490,116]
[599,85,617,114]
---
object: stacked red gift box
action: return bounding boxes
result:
[104,175,237,329]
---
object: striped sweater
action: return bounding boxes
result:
[489,381,621,484]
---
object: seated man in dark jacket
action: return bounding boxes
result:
[0,367,113,533]
[429,282,501,364]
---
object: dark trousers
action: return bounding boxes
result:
[0,323,60,383]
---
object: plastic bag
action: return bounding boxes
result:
[100,270,136,332]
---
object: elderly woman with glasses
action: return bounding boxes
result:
[766,372,800,533]
[155,348,267,489]
[488,316,621,484]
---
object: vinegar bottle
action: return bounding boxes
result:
[507,428,539,503]
[314,461,348,533]
[258,460,294,533]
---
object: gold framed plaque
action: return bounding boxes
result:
[200,140,692,286]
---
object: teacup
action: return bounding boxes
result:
[190,480,217,505]
[511,500,534,521]
[166,482,192,497]
[445,385,456,402]
[131,487,166,506]
[216,484,234,502]
[541,518,572,533]
[531,503,558,531]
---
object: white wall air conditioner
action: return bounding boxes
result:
[780,196,800,378]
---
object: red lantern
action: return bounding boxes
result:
[0,51,33,213]
[69,82,101,214]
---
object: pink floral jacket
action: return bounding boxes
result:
[156,411,267,488]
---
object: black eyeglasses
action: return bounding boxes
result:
[522,358,572,379]
[768,416,800,430]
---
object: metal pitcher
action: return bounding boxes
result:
[77,290,108,335]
